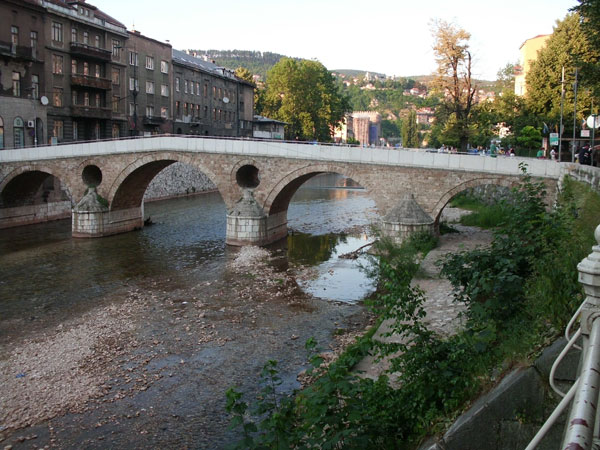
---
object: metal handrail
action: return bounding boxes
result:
[527,224,600,449]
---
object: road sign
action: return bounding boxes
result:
[582,129,590,138]
[549,132,559,146]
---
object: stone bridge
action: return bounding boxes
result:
[0,136,571,245]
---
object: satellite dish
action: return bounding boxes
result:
[223,97,229,104]
[40,96,49,106]
[586,115,600,129]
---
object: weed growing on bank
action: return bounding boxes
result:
[226,166,600,449]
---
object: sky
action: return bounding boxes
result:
[97,0,577,80]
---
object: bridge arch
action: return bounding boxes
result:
[107,152,223,211]
[0,165,74,208]
[431,176,518,224]
[263,163,373,216]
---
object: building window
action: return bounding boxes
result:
[160,60,168,74]
[204,83,208,97]
[71,27,77,43]
[52,55,63,74]
[218,88,222,100]
[10,26,18,53]
[204,105,208,118]
[184,80,188,94]
[84,92,89,106]
[30,31,38,59]
[51,22,63,42]
[112,39,120,57]
[146,56,154,70]
[73,121,78,140]
[95,93,101,107]
[112,124,120,138]
[112,95,119,112]
[53,120,64,140]
[175,77,180,92]
[95,35,100,48]
[213,108,216,120]
[14,117,24,148]
[83,62,89,76]
[0,116,4,149]
[72,90,77,105]
[213,86,216,99]
[183,103,188,116]
[71,59,77,74]
[196,82,200,96]
[95,64,101,78]
[32,75,39,99]
[146,105,154,117]
[175,101,180,117]
[129,102,135,116]
[83,31,89,45]
[146,81,155,94]
[12,72,21,97]
[196,104,200,117]
[129,51,138,66]
[161,107,168,119]
[161,84,169,97]
[112,68,120,85]
[129,77,138,91]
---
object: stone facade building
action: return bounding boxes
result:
[42,0,129,143]
[124,30,172,135]
[0,0,48,148]
[0,0,256,149]
[172,50,254,137]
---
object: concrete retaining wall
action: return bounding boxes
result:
[419,337,581,450]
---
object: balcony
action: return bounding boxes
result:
[71,74,112,90]
[0,41,34,61]
[143,115,166,125]
[71,105,112,119]
[70,42,111,61]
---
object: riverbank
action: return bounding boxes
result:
[0,186,377,449]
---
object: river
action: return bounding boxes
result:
[0,174,378,449]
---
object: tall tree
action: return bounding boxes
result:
[571,0,600,94]
[261,58,349,142]
[431,20,477,150]
[526,13,598,126]
[402,110,419,148]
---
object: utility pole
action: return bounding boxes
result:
[572,68,578,162]
[559,66,565,161]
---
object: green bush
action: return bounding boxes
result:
[226,168,600,449]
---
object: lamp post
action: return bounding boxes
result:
[26,87,37,147]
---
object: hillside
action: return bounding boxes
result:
[187,49,297,80]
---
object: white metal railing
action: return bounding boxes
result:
[527,224,600,449]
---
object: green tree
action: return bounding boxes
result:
[526,14,598,126]
[571,0,600,94]
[402,110,419,148]
[431,20,477,150]
[516,125,542,150]
[495,62,517,92]
[261,58,349,141]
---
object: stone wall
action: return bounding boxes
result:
[143,162,216,201]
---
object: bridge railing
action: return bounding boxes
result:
[0,132,548,158]
[526,224,600,450]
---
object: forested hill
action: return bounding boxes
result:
[188,50,296,79]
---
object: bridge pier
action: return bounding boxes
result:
[226,189,285,246]
[72,187,144,238]
[380,193,434,244]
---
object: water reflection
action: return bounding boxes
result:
[0,178,378,325]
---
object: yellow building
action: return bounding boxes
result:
[514,34,551,96]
